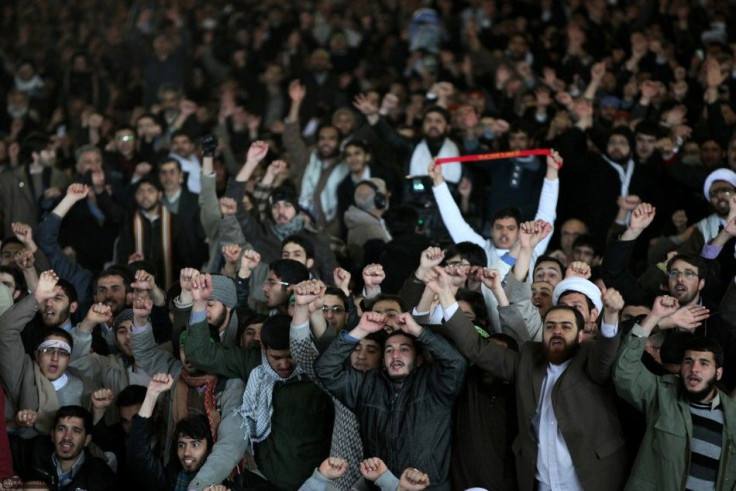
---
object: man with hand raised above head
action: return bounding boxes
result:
[182,272,333,490]
[613,295,736,490]
[0,270,93,436]
[315,307,466,489]
[430,272,628,490]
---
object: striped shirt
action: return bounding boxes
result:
[687,393,724,491]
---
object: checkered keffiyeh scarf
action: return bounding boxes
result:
[291,334,364,490]
[238,352,303,454]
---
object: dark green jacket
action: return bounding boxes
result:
[183,318,334,490]
[613,325,736,490]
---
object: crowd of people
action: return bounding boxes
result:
[0,0,736,489]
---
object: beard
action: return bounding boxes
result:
[210,309,228,333]
[680,373,718,403]
[43,305,71,328]
[544,336,580,365]
[425,133,446,151]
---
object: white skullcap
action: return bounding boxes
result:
[553,277,603,313]
[703,168,736,201]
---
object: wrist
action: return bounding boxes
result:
[133,316,148,328]
[192,300,207,312]
[603,312,619,325]
[438,290,455,308]
[365,284,380,296]
[78,319,95,333]
[32,293,48,305]
[348,327,369,340]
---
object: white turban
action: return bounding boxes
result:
[553,277,603,312]
[703,168,736,201]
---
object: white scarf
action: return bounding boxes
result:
[299,152,329,212]
[696,213,724,243]
[602,154,635,223]
[238,353,304,455]
[409,138,461,183]
[601,155,635,197]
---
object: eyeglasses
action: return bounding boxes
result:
[264,279,290,288]
[322,306,346,314]
[709,188,734,198]
[444,261,471,268]
[38,348,70,358]
[667,270,698,280]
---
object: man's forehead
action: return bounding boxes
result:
[669,259,698,273]
[532,281,553,293]
[535,261,561,273]
[373,300,401,312]
[558,292,589,305]
[323,294,345,307]
[177,435,204,443]
[98,275,125,286]
[493,217,517,227]
[684,350,716,362]
[545,309,577,323]
[562,220,586,233]
[57,416,84,429]
[385,334,414,348]
[360,338,380,349]
[710,180,735,192]
[2,243,23,254]
[116,320,132,333]
[266,347,291,357]
[282,243,304,253]
[52,285,69,299]
[318,127,338,138]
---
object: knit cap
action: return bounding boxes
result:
[113,309,135,330]
[210,275,237,308]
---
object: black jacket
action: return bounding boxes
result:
[128,414,180,490]
[314,329,467,490]
[11,434,119,490]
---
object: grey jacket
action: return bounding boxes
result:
[130,323,246,489]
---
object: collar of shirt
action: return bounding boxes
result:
[53,449,86,486]
[51,373,70,391]
[351,167,371,183]
[165,188,182,204]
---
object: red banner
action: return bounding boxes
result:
[434,149,562,168]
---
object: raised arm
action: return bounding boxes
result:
[183,273,259,379]
[513,220,553,282]
[199,137,223,246]
[532,150,561,256]
[189,378,247,489]
[612,296,680,411]
[0,271,59,415]
[131,297,182,378]
[428,162,487,249]
[290,279,327,377]
[128,374,175,489]
[425,267,518,382]
[314,313,387,410]
[35,185,94,304]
